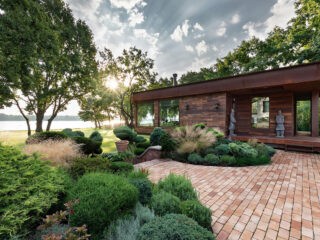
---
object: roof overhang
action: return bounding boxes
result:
[133,62,320,102]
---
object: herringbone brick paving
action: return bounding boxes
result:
[135,151,320,240]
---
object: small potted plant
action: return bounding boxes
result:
[113,126,136,152]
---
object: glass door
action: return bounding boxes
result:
[295,95,311,136]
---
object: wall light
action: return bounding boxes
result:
[185,104,190,111]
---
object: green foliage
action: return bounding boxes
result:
[0,144,68,238]
[160,131,176,152]
[150,192,181,216]
[0,0,98,133]
[103,203,155,240]
[26,131,68,144]
[110,161,134,174]
[34,224,69,240]
[157,174,197,201]
[136,140,151,149]
[236,155,271,166]
[129,178,153,205]
[62,129,85,138]
[113,126,137,142]
[213,144,230,155]
[67,173,138,236]
[254,143,276,157]
[68,156,111,179]
[128,169,149,179]
[137,214,215,240]
[150,127,165,146]
[220,155,237,166]
[203,154,220,165]
[73,136,102,155]
[89,131,103,143]
[134,147,146,156]
[102,151,135,162]
[181,200,212,230]
[228,142,258,158]
[188,153,204,164]
[134,135,147,143]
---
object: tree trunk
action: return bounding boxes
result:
[14,99,31,136]
[46,116,54,131]
[35,112,45,132]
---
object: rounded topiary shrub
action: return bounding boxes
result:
[213,144,230,155]
[73,136,102,155]
[67,173,138,236]
[26,131,68,144]
[203,154,220,165]
[150,127,165,146]
[150,191,181,216]
[181,200,212,230]
[129,178,153,205]
[137,214,215,240]
[110,161,134,174]
[188,153,203,164]
[220,155,236,166]
[68,156,111,179]
[89,131,103,143]
[157,174,197,201]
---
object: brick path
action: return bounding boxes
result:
[135,151,320,240]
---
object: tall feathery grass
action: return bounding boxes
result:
[171,126,216,154]
[23,139,82,167]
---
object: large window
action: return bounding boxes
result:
[160,99,179,127]
[137,102,154,127]
[252,97,270,128]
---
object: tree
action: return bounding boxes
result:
[148,77,173,90]
[79,87,115,129]
[179,67,217,85]
[100,47,156,127]
[0,0,97,135]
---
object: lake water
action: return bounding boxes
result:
[0,121,95,131]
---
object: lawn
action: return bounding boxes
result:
[0,128,119,152]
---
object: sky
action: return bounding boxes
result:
[1,0,296,115]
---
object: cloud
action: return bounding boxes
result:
[128,8,144,26]
[170,20,190,42]
[194,22,204,31]
[231,14,240,24]
[212,45,218,52]
[195,40,208,56]
[109,0,146,10]
[185,45,194,52]
[242,0,295,39]
[133,29,160,58]
[217,21,227,36]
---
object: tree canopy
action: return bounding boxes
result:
[0,0,97,134]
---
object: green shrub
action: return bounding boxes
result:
[26,131,68,144]
[89,131,103,143]
[207,128,224,140]
[137,214,215,240]
[102,151,135,162]
[134,135,147,143]
[171,152,188,162]
[68,156,111,179]
[157,174,197,201]
[236,155,271,166]
[33,224,69,240]
[213,144,230,155]
[128,169,149,179]
[113,126,137,142]
[203,154,220,165]
[129,178,153,205]
[150,191,181,216]
[254,143,276,157]
[204,146,216,155]
[0,144,68,238]
[136,140,151,149]
[194,123,206,129]
[62,128,85,138]
[103,203,154,240]
[160,131,176,152]
[134,147,145,156]
[110,161,134,174]
[220,155,237,166]
[181,200,212,230]
[73,136,102,155]
[67,173,138,236]
[150,127,165,146]
[188,153,203,164]
[228,142,258,158]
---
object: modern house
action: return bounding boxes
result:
[132,62,320,151]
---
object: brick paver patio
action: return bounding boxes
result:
[135,151,320,240]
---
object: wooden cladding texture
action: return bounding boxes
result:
[235,92,294,137]
[179,93,227,132]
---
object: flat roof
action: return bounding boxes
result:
[133,62,320,102]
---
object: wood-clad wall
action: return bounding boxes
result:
[179,93,227,132]
[234,92,294,137]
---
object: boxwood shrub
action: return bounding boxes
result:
[181,200,212,230]
[129,178,153,205]
[0,144,68,238]
[73,136,102,155]
[150,191,181,216]
[110,161,134,175]
[67,173,138,236]
[137,214,215,240]
[26,131,68,144]
[157,174,197,201]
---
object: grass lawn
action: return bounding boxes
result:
[0,128,150,153]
